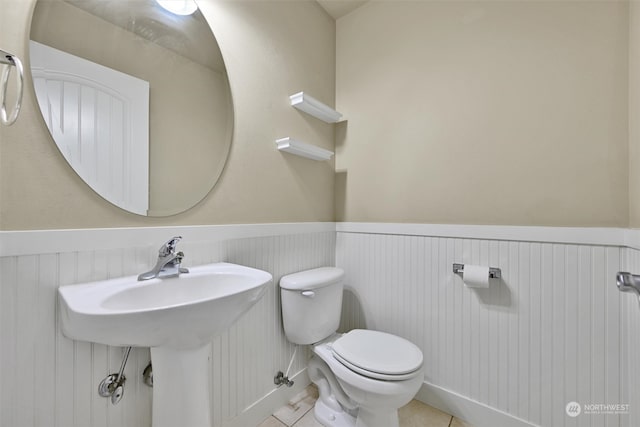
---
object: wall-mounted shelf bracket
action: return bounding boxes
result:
[290,91,343,123]
[276,137,334,161]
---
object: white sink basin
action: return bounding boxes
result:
[59,261,272,427]
[58,262,272,349]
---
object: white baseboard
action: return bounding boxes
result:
[225,374,536,427]
[415,381,537,427]
[223,369,311,427]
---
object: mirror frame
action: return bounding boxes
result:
[28,0,234,217]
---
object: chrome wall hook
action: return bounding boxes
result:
[616,272,640,301]
[0,49,23,126]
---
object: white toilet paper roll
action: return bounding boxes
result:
[462,265,490,288]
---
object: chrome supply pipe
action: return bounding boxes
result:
[98,346,131,405]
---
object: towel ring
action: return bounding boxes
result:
[0,49,24,126]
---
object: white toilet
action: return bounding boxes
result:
[280,267,424,427]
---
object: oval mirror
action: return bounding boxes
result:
[29,0,233,216]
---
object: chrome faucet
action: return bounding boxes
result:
[138,236,189,281]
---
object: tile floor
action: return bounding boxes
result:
[257,386,474,427]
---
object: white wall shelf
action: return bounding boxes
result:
[290,91,343,123]
[276,137,334,161]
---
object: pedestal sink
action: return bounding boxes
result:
[58,262,272,427]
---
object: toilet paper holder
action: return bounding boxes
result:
[453,263,501,279]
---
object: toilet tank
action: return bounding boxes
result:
[280,267,344,345]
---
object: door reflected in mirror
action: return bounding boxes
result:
[30,0,233,217]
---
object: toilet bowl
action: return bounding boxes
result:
[279,268,424,427]
[310,331,424,427]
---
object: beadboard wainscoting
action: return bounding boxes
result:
[623,247,640,427]
[0,223,335,427]
[4,222,640,427]
[336,224,635,427]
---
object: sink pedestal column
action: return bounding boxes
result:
[151,344,212,427]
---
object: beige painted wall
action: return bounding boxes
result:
[0,0,336,230]
[630,1,640,228]
[336,1,629,227]
[2,0,632,229]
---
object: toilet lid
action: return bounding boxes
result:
[331,329,423,380]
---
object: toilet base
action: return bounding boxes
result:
[354,407,399,427]
[314,398,356,427]
[309,338,421,427]
[314,399,400,427]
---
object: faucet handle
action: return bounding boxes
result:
[159,236,182,256]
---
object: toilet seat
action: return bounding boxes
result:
[331,329,423,381]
